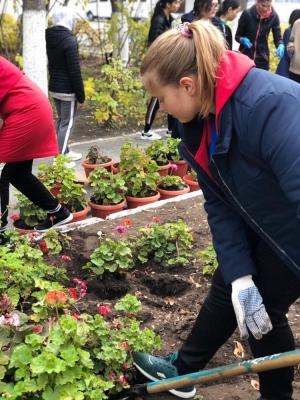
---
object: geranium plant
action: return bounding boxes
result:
[133,218,194,266]
[86,145,110,165]
[14,192,47,229]
[157,174,187,191]
[165,138,182,162]
[144,139,169,166]
[88,167,127,205]
[119,140,160,198]
[58,179,88,213]
[0,292,161,399]
[37,154,75,187]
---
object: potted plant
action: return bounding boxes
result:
[38,154,77,199]
[119,141,161,209]
[165,138,188,178]
[88,167,128,219]
[12,192,47,233]
[183,169,200,192]
[144,140,170,176]
[82,145,113,178]
[157,172,190,200]
[58,180,89,222]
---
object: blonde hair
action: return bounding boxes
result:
[140,20,226,118]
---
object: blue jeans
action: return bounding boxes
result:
[176,237,300,400]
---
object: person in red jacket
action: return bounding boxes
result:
[0,56,73,243]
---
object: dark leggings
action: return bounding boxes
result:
[143,97,176,133]
[176,240,300,400]
[0,160,58,228]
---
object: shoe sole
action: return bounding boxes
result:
[34,214,74,233]
[140,136,162,140]
[134,362,196,399]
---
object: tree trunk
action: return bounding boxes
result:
[110,0,129,65]
[23,0,48,94]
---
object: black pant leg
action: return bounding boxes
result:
[176,266,237,373]
[7,160,58,211]
[144,97,159,132]
[0,165,10,228]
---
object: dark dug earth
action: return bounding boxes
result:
[50,194,300,400]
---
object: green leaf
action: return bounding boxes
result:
[10,345,33,367]
[60,344,79,366]
[31,352,67,375]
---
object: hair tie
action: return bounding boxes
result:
[179,22,193,38]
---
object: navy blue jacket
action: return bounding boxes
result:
[148,10,174,46]
[179,52,300,285]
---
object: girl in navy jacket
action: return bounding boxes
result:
[134,21,300,400]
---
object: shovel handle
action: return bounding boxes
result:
[147,349,300,394]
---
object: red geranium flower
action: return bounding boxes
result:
[98,305,111,316]
[152,217,161,223]
[68,288,78,300]
[122,219,132,227]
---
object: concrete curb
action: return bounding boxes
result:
[55,190,203,233]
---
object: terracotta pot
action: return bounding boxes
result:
[70,205,90,223]
[182,175,200,192]
[157,161,171,177]
[126,191,161,209]
[82,158,114,178]
[111,162,120,175]
[50,183,62,199]
[168,159,188,178]
[12,220,35,235]
[157,184,190,200]
[88,199,126,219]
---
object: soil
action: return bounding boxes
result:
[44,194,300,400]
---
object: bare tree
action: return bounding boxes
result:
[111,0,129,65]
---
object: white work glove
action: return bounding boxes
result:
[231,275,273,340]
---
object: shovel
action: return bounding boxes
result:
[114,349,300,399]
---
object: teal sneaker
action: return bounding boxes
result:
[133,352,196,399]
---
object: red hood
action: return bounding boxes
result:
[215,51,255,131]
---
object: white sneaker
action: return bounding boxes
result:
[54,159,76,169]
[140,130,162,140]
[65,161,76,169]
[65,150,82,161]
[165,130,172,137]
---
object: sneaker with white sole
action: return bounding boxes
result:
[133,352,196,399]
[165,130,172,137]
[65,150,82,161]
[140,131,162,140]
[34,206,73,232]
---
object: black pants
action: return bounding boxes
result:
[144,97,176,133]
[176,240,300,400]
[0,160,58,228]
[289,71,300,84]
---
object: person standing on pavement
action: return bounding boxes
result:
[141,0,180,141]
[235,0,284,70]
[133,20,300,400]
[0,56,73,243]
[276,9,300,78]
[46,6,85,167]
[287,17,300,83]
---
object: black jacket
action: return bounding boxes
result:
[221,22,233,50]
[148,11,174,46]
[181,11,224,36]
[45,26,85,103]
[235,5,283,70]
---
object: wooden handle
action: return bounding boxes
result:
[147,350,300,394]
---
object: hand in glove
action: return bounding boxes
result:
[240,37,253,48]
[231,275,273,340]
[275,44,285,59]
